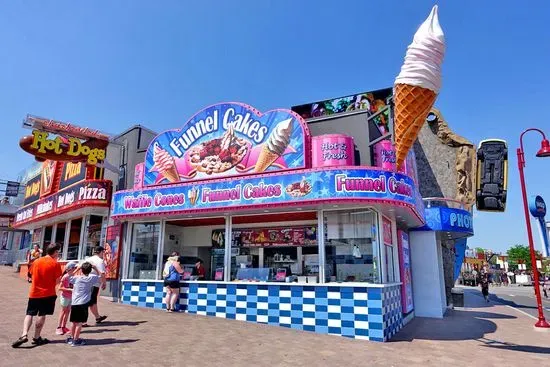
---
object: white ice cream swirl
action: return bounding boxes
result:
[394,5,445,93]
[266,118,293,155]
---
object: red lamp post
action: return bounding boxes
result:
[517,128,550,328]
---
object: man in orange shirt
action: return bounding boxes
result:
[12,243,62,348]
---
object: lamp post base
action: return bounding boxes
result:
[534,319,550,329]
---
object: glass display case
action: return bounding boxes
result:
[235,268,271,282]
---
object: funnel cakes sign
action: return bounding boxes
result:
[144,103,309,185]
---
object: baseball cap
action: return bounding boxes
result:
[65,261,78,271]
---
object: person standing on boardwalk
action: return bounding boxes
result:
[479,265,491,302]
[26,244,42,283]
[12,243,62,348]
[84,246,108,325]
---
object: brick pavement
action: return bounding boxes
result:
[0,266,548,367]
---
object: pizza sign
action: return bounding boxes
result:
[143,103,310,185]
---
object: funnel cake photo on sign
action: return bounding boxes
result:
[286,178,312,198]
[187,123,250,175]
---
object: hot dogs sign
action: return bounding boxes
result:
[19,115,108,165]
[144,103,310,185]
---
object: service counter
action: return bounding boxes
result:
[121,279,403,342]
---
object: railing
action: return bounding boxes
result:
[422,197,473,213]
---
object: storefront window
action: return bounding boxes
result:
[55,222,66,257]
[324,209,380,283]
[83,215,104,258]
[385,245,395,283]
[43,226,53,246]
[128,222,160,279]
[229,225,318,282]
[67,219,83,260]
[31,228,42,252]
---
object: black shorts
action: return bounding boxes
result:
[88,286,99,306]
[70,304,89,323]
[164,280,180,289]
[26,296,57,316]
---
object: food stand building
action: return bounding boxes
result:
[110,95,438,342]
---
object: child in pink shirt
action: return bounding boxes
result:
[56,261,78,335]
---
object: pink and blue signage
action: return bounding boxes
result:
[112,167,423,219]
[398,230,413,314]
[143,103,310,185]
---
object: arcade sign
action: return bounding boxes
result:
[143,102,310,185]
[19,115,109,165]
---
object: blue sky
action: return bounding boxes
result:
[1,1,549,253]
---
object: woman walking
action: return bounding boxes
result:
[163,252,184,312]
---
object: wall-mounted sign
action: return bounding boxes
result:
[414,206,474,235]
[311,135,354,168]
[24,175,42,205]
[59,162,86,189]
[40,160,57,197]
[14,180,112,227]
[529,195,546,218]
[5,181,20,197]
[397,230,413,313]
[19,115,109,165]
[143,102,310,185]
[529,195,549,257]
[213,226,317,248]
[105,224,122,280]
[112,167,423,221]
[133,163,144,189]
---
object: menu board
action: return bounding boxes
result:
[212,226,317,248]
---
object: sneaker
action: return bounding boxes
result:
[66,337,73,345]
[56,327,64,335]
[31,337,49,346]
[11,335,28,348]
[62,327,71,334]
[71,339,86,347]
[95,315,107,324]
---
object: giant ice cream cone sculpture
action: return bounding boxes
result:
[254,118,293,173]
[394,5,445,169]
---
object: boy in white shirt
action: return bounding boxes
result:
[84,246,108,325]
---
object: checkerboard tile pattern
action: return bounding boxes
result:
[121,281,404,342]
[121,281,189,311]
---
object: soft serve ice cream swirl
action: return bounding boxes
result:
[266,118,293,155]
[153,142,176,171]
[394,5,445,92]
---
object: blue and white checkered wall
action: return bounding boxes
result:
[121,281,403,342]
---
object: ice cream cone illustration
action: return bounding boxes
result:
[394,5,445,169]
[254,118,293,173]
[188,188,199,206]
[152,142,179,183]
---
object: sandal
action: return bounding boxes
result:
[31,337,49,346]
[96,315,107,323]
[12,335,28,348]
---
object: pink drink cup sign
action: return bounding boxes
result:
[311,135,355,168]
[374,140,396,171]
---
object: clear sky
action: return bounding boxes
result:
[1,1,549,254]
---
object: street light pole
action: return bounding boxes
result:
[517,128,550,328]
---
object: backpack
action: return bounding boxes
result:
[162,261,172,279]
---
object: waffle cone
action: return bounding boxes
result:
[254,145,280,173]
[394,83,437,169]
[162,166,180,183]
